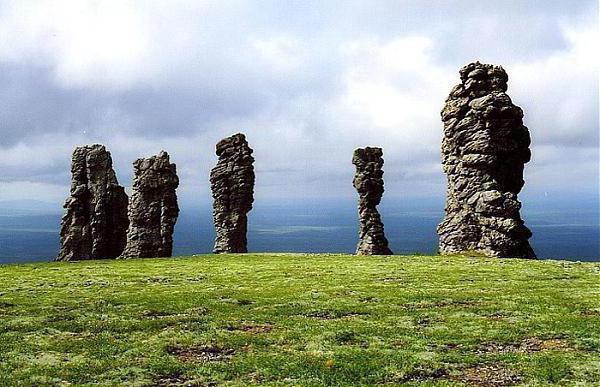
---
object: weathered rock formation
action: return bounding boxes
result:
[119,151,179,258]
[56,144,129,261]
[352,147,393,255]
[210,133,255,253]
[437,61,535,258]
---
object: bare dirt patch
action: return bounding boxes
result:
[398,367,448,382]
[484,311,511,320]
[416,317,432,327]
[143,307,208,320]
[358,296,379,303]
[143,310,177,319]
[219,297,254,306]
[302,310,367,319]
[580,309,600,316]
[185,276,206,282]
[226,323,273,334]
[166,345,235,363]
[0,301,15,308]
[405,299,479,309]
[145,276,171,283]
[397,364,521,385]
[151,372,216,387]
[427,342,464,352]
[452,365,522,386]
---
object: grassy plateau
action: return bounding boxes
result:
[0,254,599,386]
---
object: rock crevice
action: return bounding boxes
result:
[437,62,535,258]
[56,144,129,261]
[210,133,255,253]
[353,147,393,255]
[120,151,179,259]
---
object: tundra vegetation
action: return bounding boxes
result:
[1,254,598,385]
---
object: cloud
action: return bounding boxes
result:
[510,22,599,147]
[0,1,147,89]
[0,0,597,206]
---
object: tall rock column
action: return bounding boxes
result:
[437,61,535,258]
[56,144,129,261]
[352,147,393,255]
[210,133,255,253]
[120,151,179,258]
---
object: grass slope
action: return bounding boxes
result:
[0,254,599,386]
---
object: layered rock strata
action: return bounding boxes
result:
[352,147,393,255]
[437,61,535,258]
[120,151,179,258]
[210,133,255,253]
[56,144,128,261]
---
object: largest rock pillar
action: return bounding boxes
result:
[437,62,535,258]
[120,151,179,258]
[56,144,129,261]
[210,133,255,253]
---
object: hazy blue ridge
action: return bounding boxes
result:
[0,198,598,264]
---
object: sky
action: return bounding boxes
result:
[0,0,598,209]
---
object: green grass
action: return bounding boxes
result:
[0,253,599,386]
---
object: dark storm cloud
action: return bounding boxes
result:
[0,59,339,144]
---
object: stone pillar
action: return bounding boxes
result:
[437,61,535,258]
[352,147,393,255]
[56,144,129,261]
[120,151,179,258]
[210,133,255,253]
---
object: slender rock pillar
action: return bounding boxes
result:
[352,147,393,255]
[56,144,128,261]
[120,151,179,258]
[437,61,535,258]
[210,133,255,253]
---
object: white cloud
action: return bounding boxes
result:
[338,36,452,137]
[510,21,599,147]
[252,36,304,73]
[0,1,151,89]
